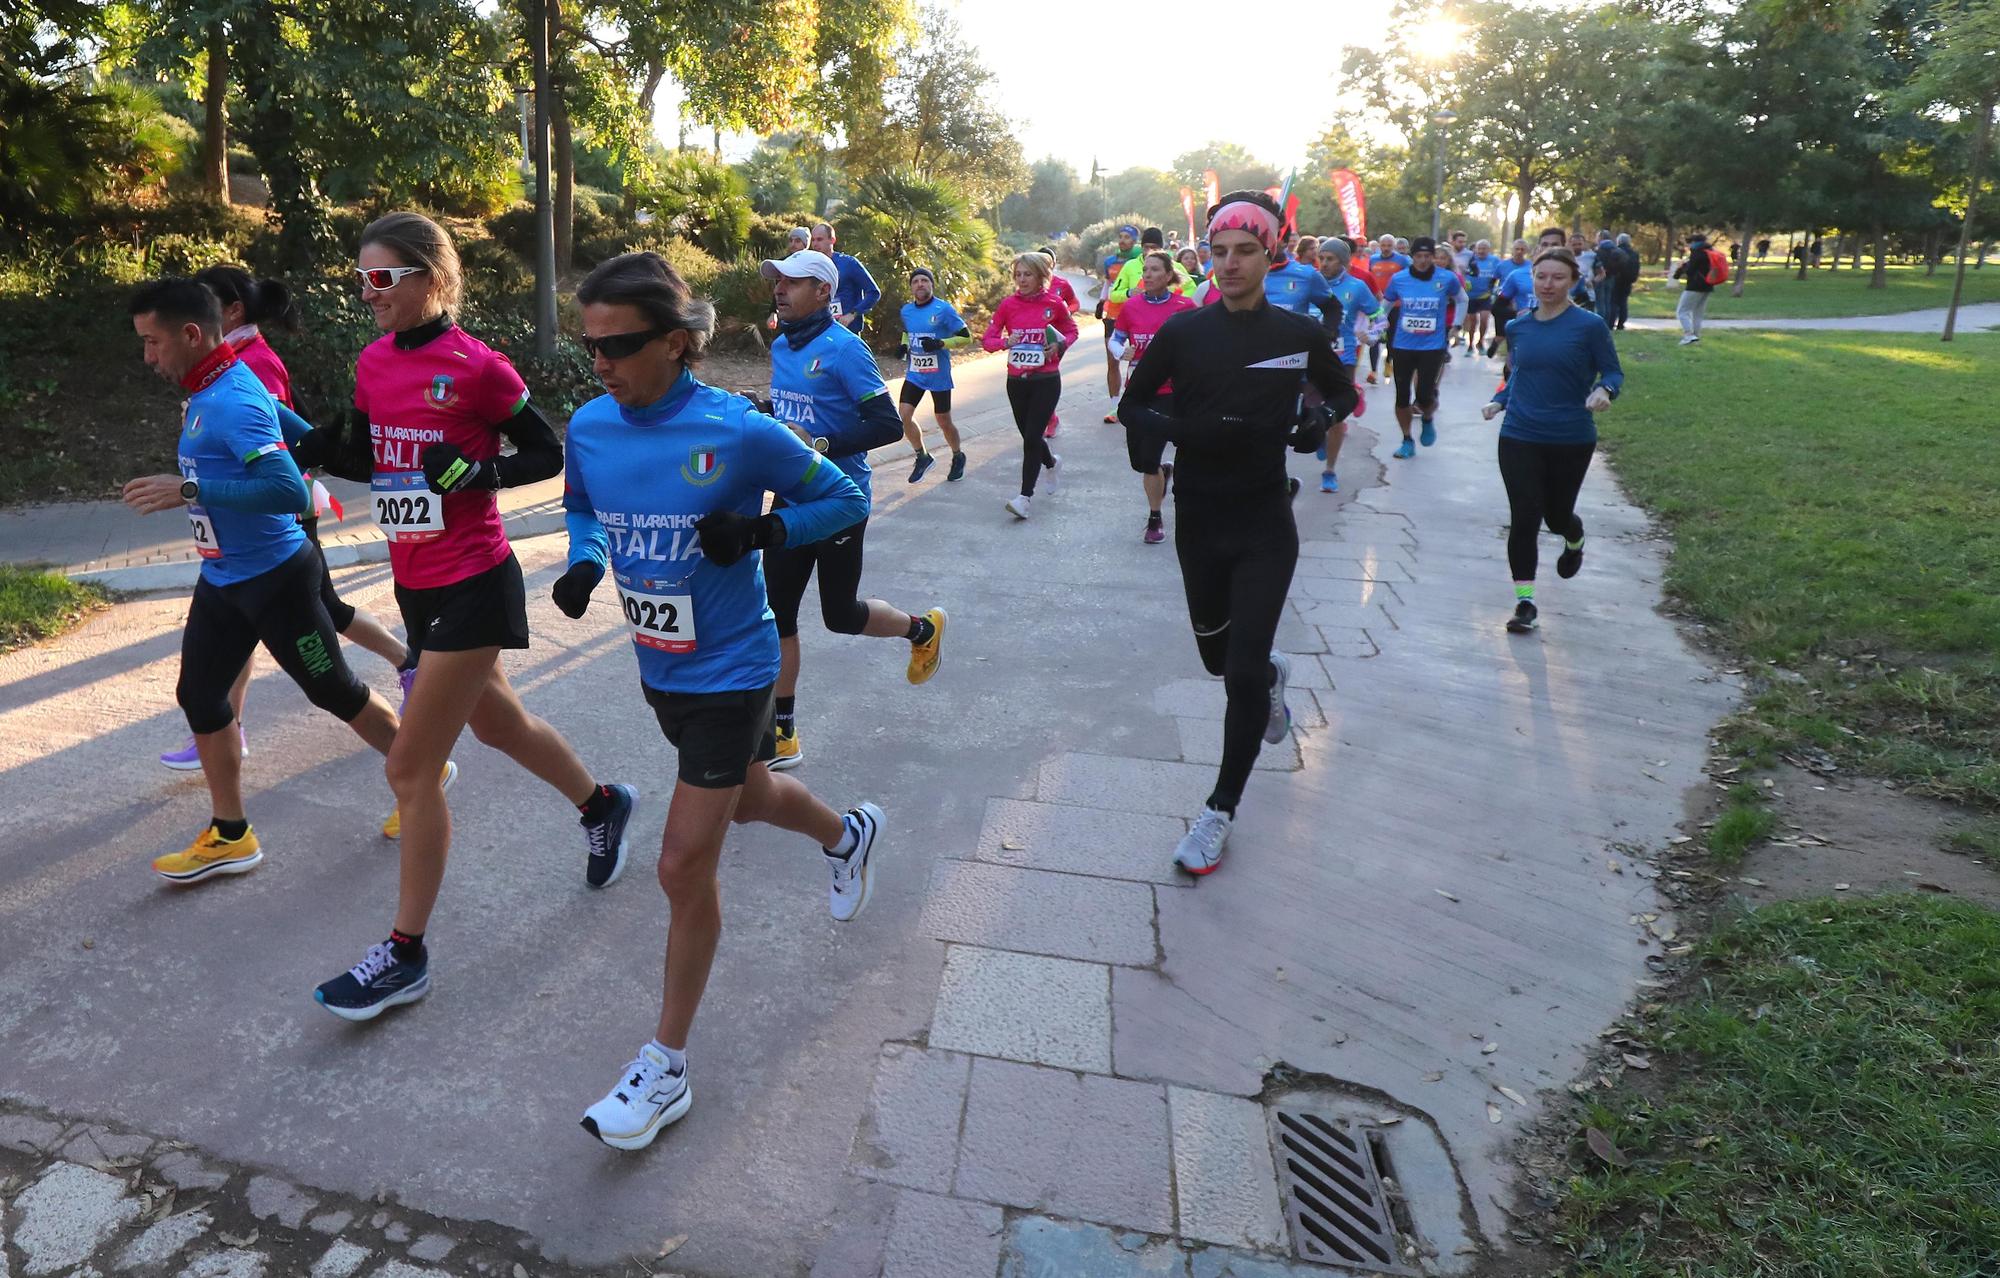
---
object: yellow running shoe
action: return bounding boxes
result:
[153,826,263,883]
[769,726,804,772]
[381,760,459,840]
[907,607,947,685]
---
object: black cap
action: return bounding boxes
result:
[1141,227,1165,247]
[1411,235,1438,254]
[908,266,934,283]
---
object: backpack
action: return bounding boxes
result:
[1703,248,1730,286]
[1615,246,1642,284]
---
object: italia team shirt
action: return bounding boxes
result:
[1382,268,1463,351]
[1497,264,1537,311]
[1464,253,1504,300]
[1329,274,1383,364]
[1111,290,1197,393]
[562,371,866,694]
[899,297,965,392]
[1263,258,1337,315]
[354,325,528,589]
[769,318,889,502]
[178,350,306,586]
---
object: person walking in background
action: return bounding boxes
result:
[1671,234,1724,345]
[1604,233,1640,331]
[808,223,880,335]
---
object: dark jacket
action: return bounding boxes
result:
[1673,240,1718,293]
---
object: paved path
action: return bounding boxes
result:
[1624,299,2000,333]
[0,321,1738,1276]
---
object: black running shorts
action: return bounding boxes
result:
[1389,347,1447,410]
[644,682,777,789]
[1469,297,1493,313]
[898,381,952,414]
[395,551,530,657]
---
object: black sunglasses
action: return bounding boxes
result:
[578,327,669,360]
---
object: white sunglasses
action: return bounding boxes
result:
[355,265,428,291]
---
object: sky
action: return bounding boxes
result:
[649,0,1396,179]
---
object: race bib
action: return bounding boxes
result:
[187,505,221,559]
[908,347,940,374]
[1008,345,1046,370]
[616,575,697,653]
[1403,314,1438,335]
[372,471,445,543]
[830,299,845,319]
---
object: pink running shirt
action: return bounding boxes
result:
[354,325,528,589]
[231,330,294,408]
[1113,290,1196,394]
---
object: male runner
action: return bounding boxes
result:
[1489,238,1534,357]
[553,251,882,1151]
[123,278,405,881]
[761,249,947,772]
[1379,235,1461,458]
[1449,229,1473,274]
[1314,238,1383,493]
[1118,191,1357,874]
[1256,234,1336,315]
[1366,235,1410,384]
[1195,239,1212,276]
[896,266,970,483]
[1099,225,1142,410]
[1460,239,1502,352]
[808,223,880,334]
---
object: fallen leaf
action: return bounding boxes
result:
[658,1234,688,1257]
[1669,835,1692,845]
[999,839,1025,851]
[1607,858,1623,874]
[1738,876,1766,886]
[1621,1053,1652,1070]
[1834,883,1851,891]
[1496,1085,1528,1107]
[81,938,94,949]
[1585,1127,1631,1167]
[1435,889,1460,903]
[1486,1103,1504,1124]
[1481,1041,1500,1055]
[1377,1114,1403,1125]
[218,1230,258,1247]
[1330,1031,1348,1045]
[1274,967,1288,982]
[1918,882,1953,894]
[1649,922,1678,942]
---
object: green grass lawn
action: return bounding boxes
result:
[1556,894,2000,1277]
[1597,330,2000,806]
[1624,261,2000,320]
[0,564,105,650]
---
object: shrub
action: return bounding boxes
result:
[709,259,773,328]
[458,236,533,300]
[145,234,236,276]
[747,211,818,261]
[1075,212,1150,270]
[837,170,1003,346]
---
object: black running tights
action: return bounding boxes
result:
[1497,436,1595,582]
[1175,491,1298,812]
[1006,375,1061,496]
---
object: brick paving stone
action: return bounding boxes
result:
[879,1191,1004,1278]
[849,1043,969,1193]
[15,1162,141,1276]
[929,946,1111,1073]
[920,861,1155,965]
[1168,1088,1286,1251]
[970,798,1188,886]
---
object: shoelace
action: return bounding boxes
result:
[346,942,397,985]
[1190,811,1229,853]
[583,801,614,858]
[614,1055,679,1105]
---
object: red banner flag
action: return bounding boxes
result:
[1329,169,1368,241]
[1263,185,1302,241]
[1180,187,1197,241]
[1202,169,1220,213]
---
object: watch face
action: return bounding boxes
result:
[181,480,199,499]
[813,437,831,453]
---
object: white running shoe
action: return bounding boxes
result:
[1005,495,1032,520]
[581,1042,691,1151]
[825,801,884,922]
[1264,651,1293,744]
[1174,806,1233,876]
[1678,334,1697,345]
[1044,453,1062,494]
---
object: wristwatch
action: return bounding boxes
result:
[179,478,199,502]
[811,436,830,454]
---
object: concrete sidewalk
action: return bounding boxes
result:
[1624,298,2000,333]
[1,322,1736,1277]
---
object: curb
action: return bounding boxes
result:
[67,510,569,594]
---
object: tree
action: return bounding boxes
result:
[1172,142,1277,197]
[1103,168,1183,235]
[1002,157,1076,236]
[1900,0,2000,336]
[838,168,997,320]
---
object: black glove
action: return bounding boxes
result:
[896,343,909,359]
[1094,300,1106,320]
[290,419,337,470]
[550,560,603,619]
[1290,404,1333,455]
[752,396,776,417]
[420,443,494,494]
[916,335,942,352]
[694,510,786,568]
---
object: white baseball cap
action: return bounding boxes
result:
[759,250,839,289]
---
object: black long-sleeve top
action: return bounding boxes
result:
[1118,299,1357,497]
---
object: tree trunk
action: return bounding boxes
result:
[1869,226,1887,288]
[201,21,229,205]
[1511,174,1534,243]
[711,125,722,161]
[1796,226,1810,280]
[1944,92,1994,342]
[1732,213,1755,297]
[1925,225,1941,275]
[547,0,574,276]
[231,7,334,270]
[1849,233,1862,270]
[624,59,665,221]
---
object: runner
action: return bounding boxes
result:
[294,212,636,1021]
[1108,249,1196,543]
[984,251,1077,520]
[154,265,416,775]
[1487,238,1532,357]
[1039,247,1079,436]
[1098,225,1142,415]
[1479,247,1623,634]
[1254,234,1336,315]
[1313,237,1383,493]
[121,278,404,883]
[1380,235,1462,458]
[808,223,880,334]
[760,249,947,773]
[1118,191,1355,874]
[1195,238,1212,276]
[1365,234,1409,384]
[546,252,881,1150]
[1449,229,1473,275]
[896,266,970,483]
[1176,246,1203,283]
[1458,240,1502,354]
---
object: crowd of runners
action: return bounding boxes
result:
[121,188,1645,1152]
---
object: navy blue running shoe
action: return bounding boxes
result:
[583,783,638,889]
[315,941,429,1022]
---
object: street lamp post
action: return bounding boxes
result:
[1431,109,1457,242]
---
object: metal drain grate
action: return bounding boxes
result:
[1271,1108,1415,1274]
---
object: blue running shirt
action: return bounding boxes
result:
[1263,258,1337,315]
[899,297,965,392]
[1330,274,1384,364]
[180,357,306,585]
[562,371,867,694]
[769,318,890,502]
[1382,268,1463,351]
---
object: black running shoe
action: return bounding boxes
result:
[946,452,966,482]
[583,783,638,889]
[1506,600,1539,633]
[908,452,935,483]
[1557,543,1584,579]
[315,941,429,1022]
